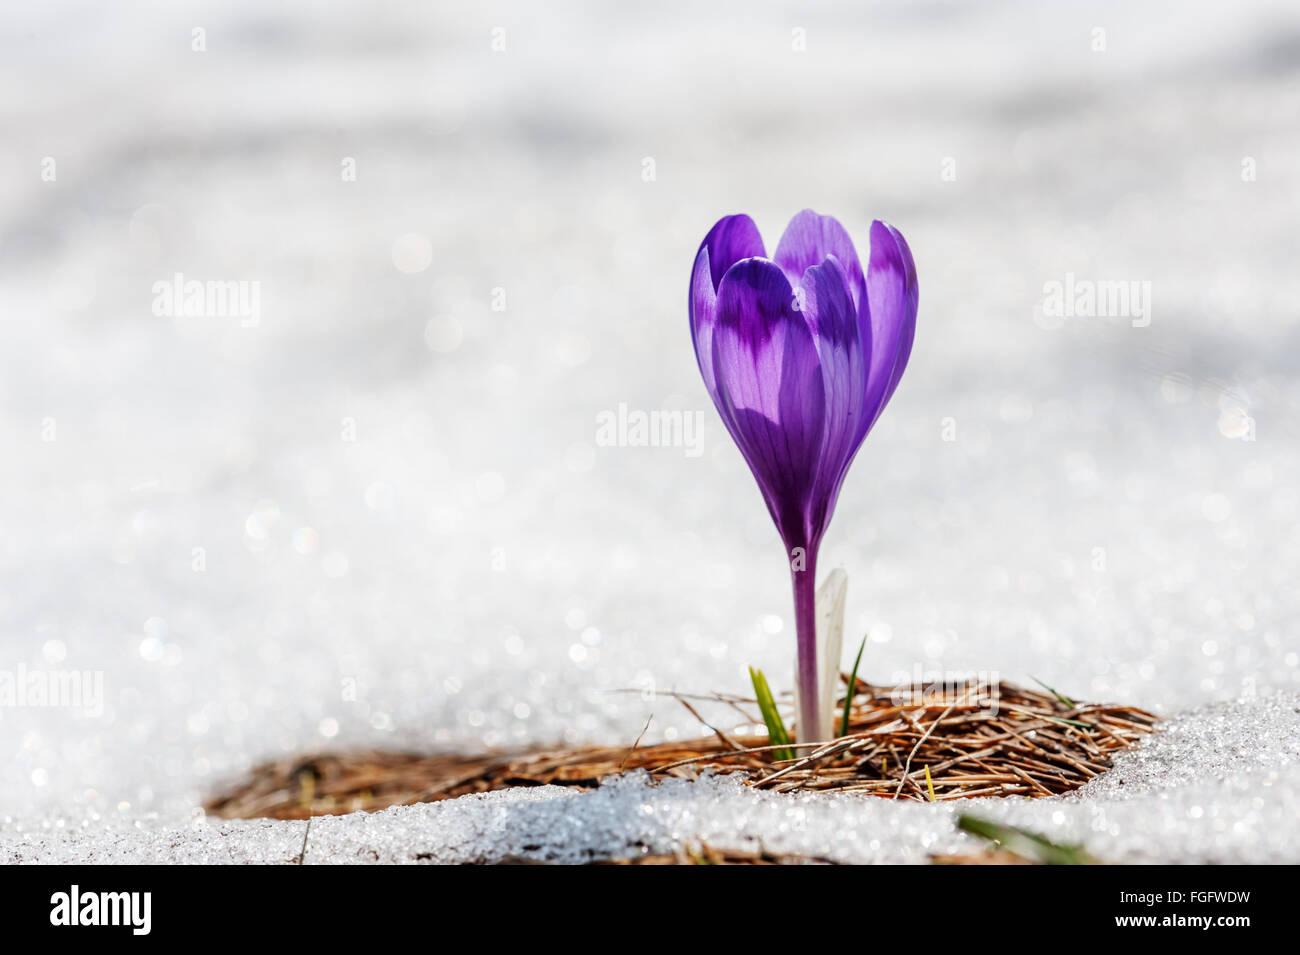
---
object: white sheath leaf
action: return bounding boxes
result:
[794,568,847,743]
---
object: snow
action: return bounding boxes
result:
[1,0,1299,863]
[6,698,1297,864]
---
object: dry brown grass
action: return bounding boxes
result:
[207,677,1157,821]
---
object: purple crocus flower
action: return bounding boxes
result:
[689,209,918,742]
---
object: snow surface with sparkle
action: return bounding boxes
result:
[1,0,1299,863]
[4,697,1298,864]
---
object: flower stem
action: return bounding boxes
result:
[792,551,821,743]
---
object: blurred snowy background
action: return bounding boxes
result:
[2,1,1298,860]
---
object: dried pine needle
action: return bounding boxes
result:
[207,678,1159,821]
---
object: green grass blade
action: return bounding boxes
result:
[955,814,1098,865]
[839,635,867,737]
[1007,707,1092,729]
[749,666,793,761]
[1029,676,1075,708]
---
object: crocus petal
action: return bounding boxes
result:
[859,220,919,435]
[689,245,719,393]
[797,255,867,534]
[774,209,866,310]
[798,255,865,449]
[710,258,826,546]
[699,214,766,291]
[874,222,919,409]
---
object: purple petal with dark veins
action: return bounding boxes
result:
[774,209,866,310]
[859,220,919,436]
[710,257,826,547]
[699,214,766,292]
[797,255,867,535]
[873,221,919,410]
[689,245,719,393]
